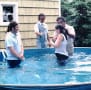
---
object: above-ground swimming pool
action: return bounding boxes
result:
[0,47,91,90]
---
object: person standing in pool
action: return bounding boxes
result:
[5,21,24,68]
[50,25,68,65]
[53,17,76,56]
[34,13,50,48]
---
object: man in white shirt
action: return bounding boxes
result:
[53,17,76,56]
[34,13,50,48]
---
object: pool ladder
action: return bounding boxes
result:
[0,50,7,68]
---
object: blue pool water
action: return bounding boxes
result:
[0,48,91,85]
[0,48,91,90]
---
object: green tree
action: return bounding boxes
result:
[61,0,91,47]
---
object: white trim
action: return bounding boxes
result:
[0,82,91,87]
[59,0,61,16]
[0,2,18,26]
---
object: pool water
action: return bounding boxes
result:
[0,51,91,85]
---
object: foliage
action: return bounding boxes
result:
[61,0,91,47]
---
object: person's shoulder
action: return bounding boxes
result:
[5,32,12,41]
[66,24,74,30]
[43,22,47,26]
[17,32,21,37]
[35,22,41,27]
[6,32,11,37]
[44,23,48,29]
[66,24,73,28]
[17,32,21,34]
[58,33,64,39]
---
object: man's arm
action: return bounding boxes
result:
[66,26,76,39]
[34,24,42,36]
[8,47,23,60]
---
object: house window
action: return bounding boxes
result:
[0,2,18,26]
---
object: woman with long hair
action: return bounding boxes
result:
[5,21,24,68]
[50,25,69,65]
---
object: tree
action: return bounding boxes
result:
[61,0,91,47]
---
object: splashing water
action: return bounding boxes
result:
[0,52,91,85]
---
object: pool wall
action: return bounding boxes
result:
[0,47,91,62]
[0,47,91,90]
[0,83,91,90]
[24,47,91,58]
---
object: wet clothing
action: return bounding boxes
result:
[65,24,75,56]
[54,24,75,56]
[7,60,21,68]
[5,32,22,68]
[5,32,22,60]
[55,34,68,65]
[55,53,68,65]
[34,22,48,48]
[55,34,68,57]
[66,36,74,56]
[55,53,68,60]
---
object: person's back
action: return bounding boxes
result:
[55,34,68,56]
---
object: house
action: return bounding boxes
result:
[0,0,60,49]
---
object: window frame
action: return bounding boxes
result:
[0,2,18,26]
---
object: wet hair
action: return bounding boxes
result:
[38,13,45,20]
[55,25,67,40]
[56,17,66,22]
[7,21,18,32]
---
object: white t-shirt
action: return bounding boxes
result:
[54,24,75,39]
[65,24,75,37]
[65,24,75,56]
[5,32,22,60]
